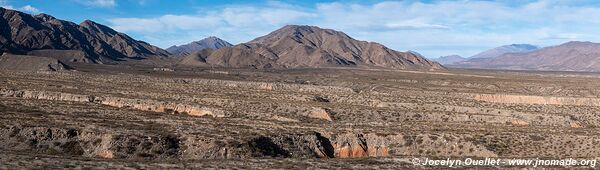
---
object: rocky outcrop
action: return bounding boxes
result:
[330,134,389,158]
[0,126,181,159]
[511,120,529,126]
[570,122,583,128]
[182,132,390,159]
[95,150,114,159]
[0,89,225,117]
[1,89,92,102]
[304,107,333,121]
[96,96,224,117]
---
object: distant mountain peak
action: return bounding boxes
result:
[508,44,539,49]
[281,24,320,30]
[204,36,220,40]
[435,55,466,65]
[34,13,56,21]
[166,36,233,56]
[249,24,355,46]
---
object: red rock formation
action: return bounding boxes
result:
[330,134,389,158]
[511,119,529,126]
[332,143,389,158]
[306,107,332,121]
[96,150,114,159]
[570,122,583,128]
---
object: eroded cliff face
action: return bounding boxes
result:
[470,93,600,106]
[304,107,333,121]
[330,134,389,158]
[0,125,393,159]
[0,89,225,117]
[0,126,180,159]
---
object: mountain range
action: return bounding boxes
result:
[166,36,232,56]
[437,44,539,65]
[0,7,442,71]
[470,44,539,59]
[455,41,600,72]
[178,25,443,70]
[6,5,600,72]
[0,7,169,64]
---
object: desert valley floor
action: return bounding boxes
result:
[1,65,600,169]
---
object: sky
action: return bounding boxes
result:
[2,0,600,59]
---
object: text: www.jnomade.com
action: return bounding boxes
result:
[412,157,597,167]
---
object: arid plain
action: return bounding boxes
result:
[1,64,599,169]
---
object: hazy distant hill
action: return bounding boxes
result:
[180,25,443,70]
[435,55,466,65]
[454,41,600,72]
[166,36,232,56]
[471,44,539,59]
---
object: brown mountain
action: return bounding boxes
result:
[176,48,214,67]
[180,25,443,70]
[455,41,600,72]
[0,7,169,64]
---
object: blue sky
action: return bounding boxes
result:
[3,0,600,58]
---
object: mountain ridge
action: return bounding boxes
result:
[0,7,169,63]
[453,41,600,72]
[470,44,539,59]
[166,36,233,56]
[180,25,443,70]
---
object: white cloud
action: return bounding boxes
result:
[19,5,39,13]
[109,4,313,33]
[0,1,40,14]
[0,0,13,9]
[107,3,315,46]
[221,6,314,27]
[106,1,600,58]
[542,33,582,40]
[109,18,163,32]
[76,0,116,8]
[110,14,222,32]
[385,20,449,30]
